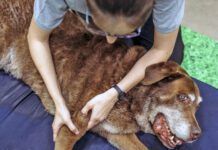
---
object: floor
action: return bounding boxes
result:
[182,0,218,40]
[180,0,218,88]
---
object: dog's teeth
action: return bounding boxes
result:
[175,139,183,145]
[167,129,171,134]
[170,136,174,140]
[177,140,183,145]
[172,140,177,145]
[168,140,176,148]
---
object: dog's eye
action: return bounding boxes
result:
[177,94,191,104]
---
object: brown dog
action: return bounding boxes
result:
[0,0,202,149]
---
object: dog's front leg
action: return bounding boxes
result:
[54,125,86,150]
[99,132,148,150]
[55,111,89,150]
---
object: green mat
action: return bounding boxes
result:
[181,27,218,88]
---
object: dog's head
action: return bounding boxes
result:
[131,61,202,149]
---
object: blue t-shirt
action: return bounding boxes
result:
[34,0,185,33]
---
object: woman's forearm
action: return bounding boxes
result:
[117,28,178,93]
[27,35,66,107]
[117,47,172,93]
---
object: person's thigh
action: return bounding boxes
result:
[132,14,185,65]
[0,71,54,150]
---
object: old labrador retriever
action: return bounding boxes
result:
[0,0,202,149]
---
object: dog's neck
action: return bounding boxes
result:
[121,85,154,133]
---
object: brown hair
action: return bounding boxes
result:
[87,0,154,26]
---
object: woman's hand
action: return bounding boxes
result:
[52,103,79,141]
[81,88,118,130]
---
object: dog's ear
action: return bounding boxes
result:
[141,61,188,85]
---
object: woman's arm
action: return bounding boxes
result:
[81,28,179,129]
[27,18,63,106]
[27,18,79,140]
[117,28,179,92]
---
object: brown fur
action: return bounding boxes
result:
[0,0,201,150]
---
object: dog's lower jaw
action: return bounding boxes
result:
[134,113,154,134]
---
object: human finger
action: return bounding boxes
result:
[52,120,62,141]
[66,119,79,135]
[87,110,100,130]
[81,101,93,115]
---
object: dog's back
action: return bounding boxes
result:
[0,0,146,114]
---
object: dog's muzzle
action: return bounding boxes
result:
[152,113,184,149]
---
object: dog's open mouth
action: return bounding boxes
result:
[152,113,184,149]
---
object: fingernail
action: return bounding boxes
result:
[75,131,79,135]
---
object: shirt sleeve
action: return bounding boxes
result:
[33,0,68,30]
[153,0,185,34]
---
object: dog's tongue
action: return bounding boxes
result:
[153,113,169,136]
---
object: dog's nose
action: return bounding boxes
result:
[190,127,201,141]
